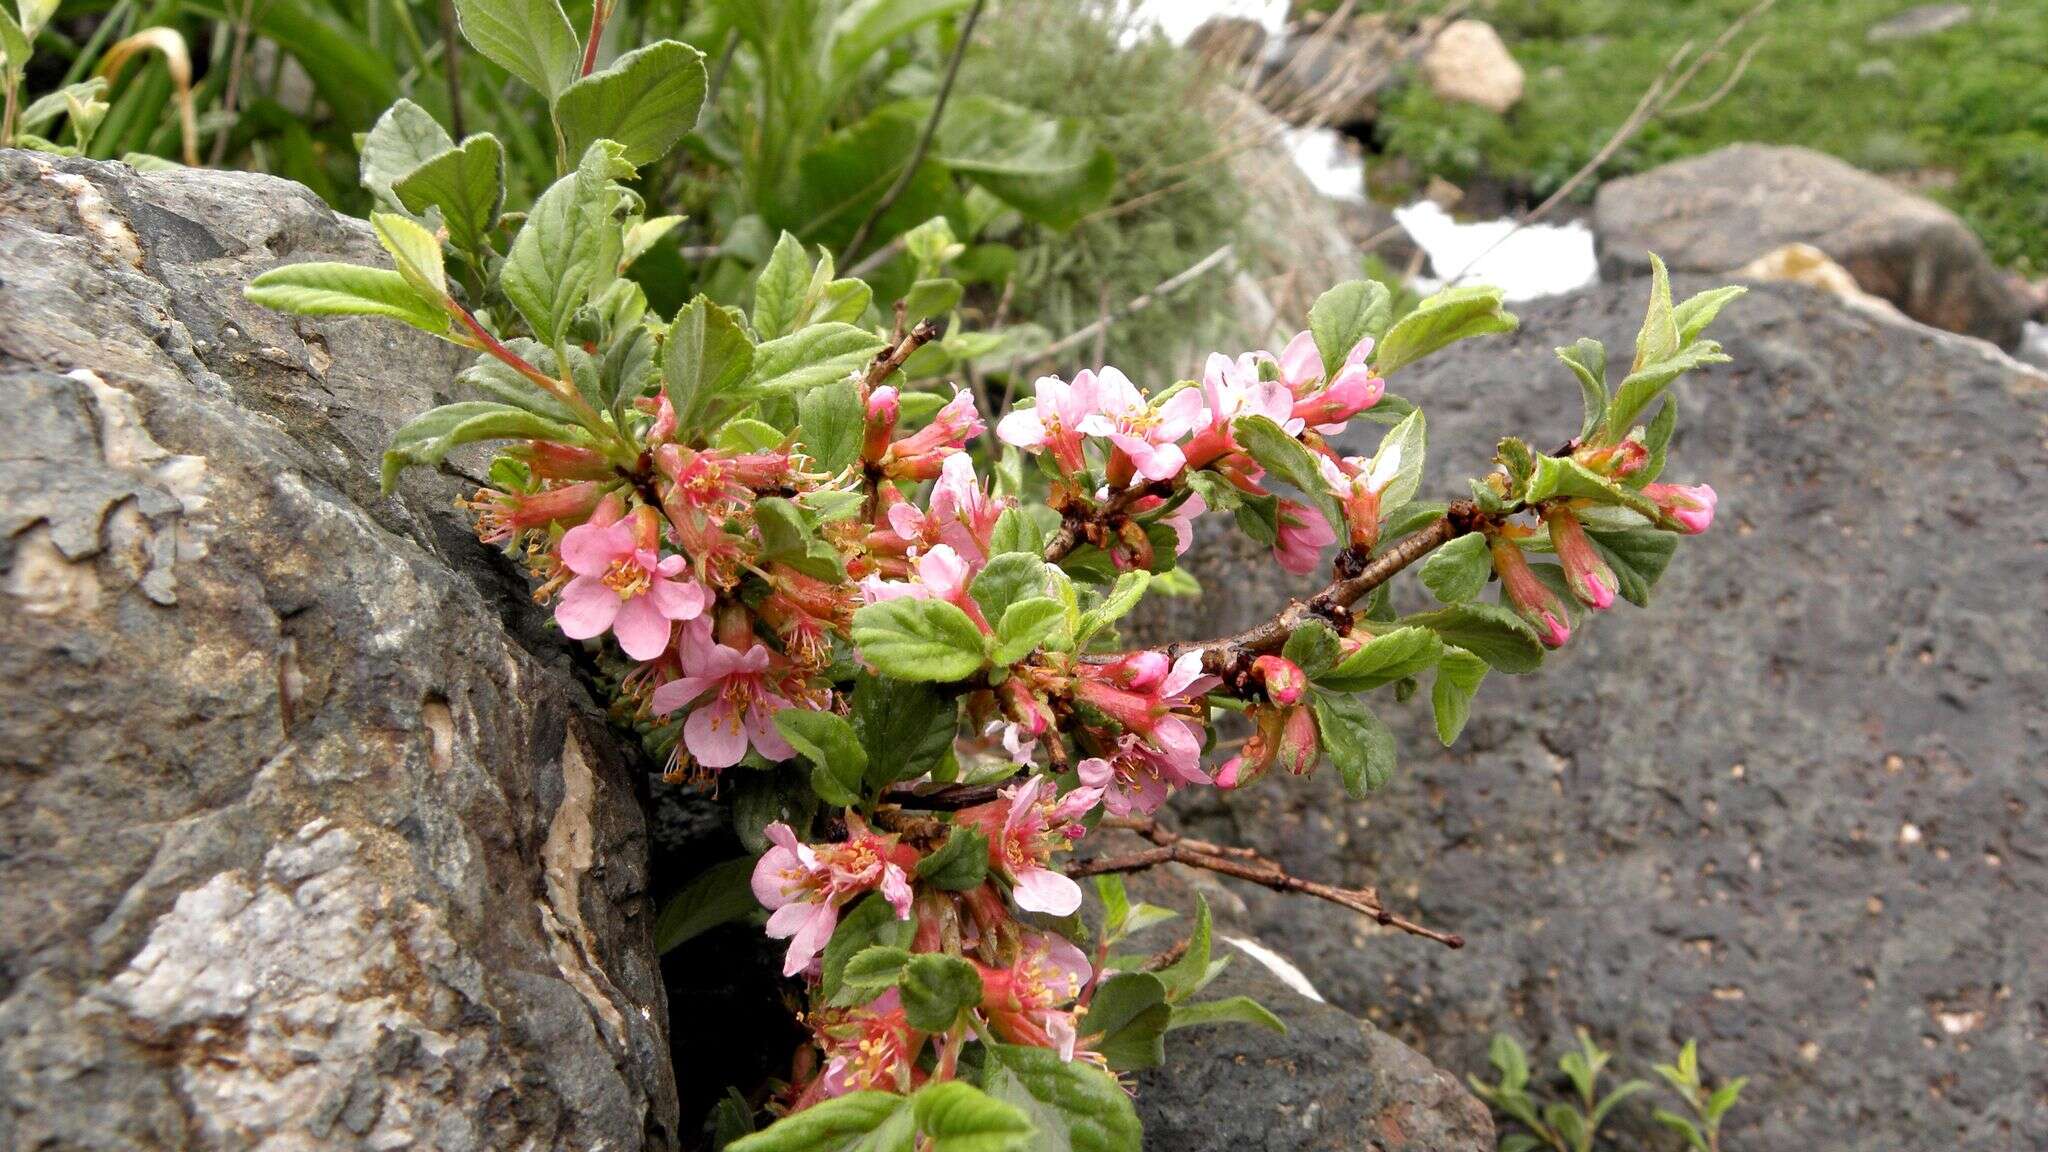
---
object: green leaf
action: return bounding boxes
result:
[1705,1077,1748,1124]
[1673,284,1746,348]
[1556,338,1608,444]
[899,953,984,1033]
[1308,280,1394,377]
[556,39,707,167]
[726,1091,912,1152]
[1490,1034,1532,1092]
[851,674,959,788]
[244,262,451,336]
[776,710,869,805]
[753,232,813,341]
[1430,647,1488,746]
[1154,894,1215,1000]
[852,599,987,682]
[1606,339,1730,439]
[829,0,974,80]
[370,212,448,299]
[1282,619,1342,679]
[359,98,453,206]
[1312,690,1397,797]
[1366,408,1428,511]
[799,377,866,473]
[1315,625,1443,693]
[1588,1080,1652,1129]
[653,857,759,953]
[934,95,1116,229]
[1085,972,1171,1071]
[1168,996,1286,1033]
[664,295,756,430]
[1373,285,1518,376]
[501,141,630,346]
[1075,571,1148,649]
[1404,603,1544,674]
[903,278,964,324]
[992,598,1069,665]
[1639,395,1678,485]
[750,323,887,397]
[1583,526,1677,607]
[988,507,1045,556]
[379,401,583,492]
[0,9,35,83]
[1631,253,1679,372]
[839,946,912,1001]
[1233,414,1345,546]
[916,825,989,891]
[394,133,506,258]
[982,1043,1141,1152]
[912,1081,1033,1152]
[971,552,1051,624]
[1419,532,1491,604]
[453,0,581,101]
[1652,1111,1711,1152]
[822,894,918,1005]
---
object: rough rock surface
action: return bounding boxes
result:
[1420,19,1525,114]
[1135,280,2047,1152]
[0,151,677,1150]
[1115,863,1494,1152]
[1594,143,2034,346]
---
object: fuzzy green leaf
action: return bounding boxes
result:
[750,323,887,397]
[726,1091,912,1152]
[982,1043,1142,1152]
[912,1080,1033,1152]
[915,825,989,890]
[853,599,986,682]
[1557,338,1608,443]
[992,598,1069,665]
[1374,285,1518,376]
[1168,996,1286,1033]
[799,376,866,473]
[244,262,452,336]
[753,232,812,341]
[1404,603,1544,674]
[359,99,453,206]
[556,39,707,166]
[1312,689,1397,797]
[393,133,506,258]
[1430,647,1488,746]
[1233,414,1345,546]
[453,0,581,100]
[379,401,583,492]
[851,674,958,788]
[1084,973,1171,1071]
[900,954,984,1033]
[501,141,630,346]
[1315,626,1443,693]
[1308,279,1394,377]
[1419,531,1492,604]
[653,857,758,953]
[664,295,756,430]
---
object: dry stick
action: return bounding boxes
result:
[1073,816,1463,949]
[842,0,988,265]
[1437,0,1776,290]
[206,0,259,167]
[438,0,466,140]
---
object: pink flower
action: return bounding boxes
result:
[1645,482,1716,534]
[810,988,920,1099]
[1273,499,1336,575]
[858,543,984,627]
[554,504,708,660]
[975,931,1092,1059]
[1183,352,1296,469]
[962,775,1101,916]
[1077,367,1206,482]
[651,625,798,769]
[1490,536,1572,649]
[882,390,984,481]
[1317,444,1403,551]
[885,453,1005,565]
[1544,507,1617,610]
[1072,652,1219,777]
[997,370,1102,474]
[1276,329,1383,434]
[751,819,918,978]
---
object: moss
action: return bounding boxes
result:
[1353,0,2048,273]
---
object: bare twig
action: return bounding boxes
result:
[438,0,466,139]
[1073,816,1463,948]
[207,0,260,167]
[842,0,988,264]
[862,319,942,392]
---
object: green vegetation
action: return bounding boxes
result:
[1363,0,2048,273]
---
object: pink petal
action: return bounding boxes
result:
[1012,867,1083,917]
[881,865,913,919]
[560,520,632,577]
[650,674,716,715]
[746,700,795,762]
[783,901,839,977]
[612,594,673,661]
[1279,330,1321,388]
[685,700,748,768]
[752,846,803,909]
[996,407,1048,449]
[555,577,621,640]
[650,575,709,621]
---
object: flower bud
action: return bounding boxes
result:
[1277,705,1319,776]
[1252,655,1307,706]
[1644,482,1716,534]
[1489,535,1571,649]
[863,385,900,465]
[1543,507,1616,610]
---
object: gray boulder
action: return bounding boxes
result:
[1594,144,2034,346]
[0,152,677,1150]
[1139,280,2048,1152]
[1112,864,1494,1152]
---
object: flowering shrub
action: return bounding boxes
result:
[243,25,1736,1148]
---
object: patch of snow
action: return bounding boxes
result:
[1224,935,1325,1002]
[1124,0,1288,47]
[1282,127,1366,202]
[1393,200,1600,301]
